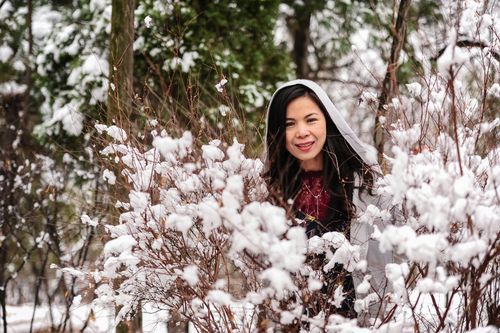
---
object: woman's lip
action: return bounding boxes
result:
[295,142,314,151]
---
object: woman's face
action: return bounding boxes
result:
[285,95,327,171]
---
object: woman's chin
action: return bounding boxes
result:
[296,154,323,171]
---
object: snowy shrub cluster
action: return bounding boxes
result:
[92,33,498,333]
[89,11,499,329]
[84,2,499,332]
[375,127,499,331]
[370,13,500,330]
[91,124,387,331]
[91,106,498,332]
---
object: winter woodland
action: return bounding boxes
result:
[0,0,499,332]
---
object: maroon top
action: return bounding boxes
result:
[294,171,331,222]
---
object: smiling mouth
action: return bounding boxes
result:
[295,142,314,151]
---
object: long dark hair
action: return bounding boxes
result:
[265,84,375,221]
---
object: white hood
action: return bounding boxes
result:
[265,79,380,172]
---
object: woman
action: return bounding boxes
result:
[264,79,393,322]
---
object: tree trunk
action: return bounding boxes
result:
[292,10,311,78]
[0,93,24,333]
[108,0,135,121]
[109,1,140,331]
[373,0,412,169]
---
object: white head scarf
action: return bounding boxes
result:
[264,79,380,172]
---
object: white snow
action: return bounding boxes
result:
[447,239,487,266]
[202,143,225,162]
[215,78,228,92]
[332,285,346,308]
[437,29,470,77]
[180,265,199,287]
[259,267,296,299]
[0,44,14,62]
[106,125,128,143]
[0,1,14,21]
[144,15,153,28]
[0,81,27,95]
[406,82,422,96]
[206,290,232,306]
[3,304,105,333]
[168,51,199,72]
[103,169,116,184]
[356,275,372,294]
[129,191,150,211]
[49,101,84,136]
[453,175,474,197]
[103,235,137,255]
[218,104,230,116]
[81,214,98,227]
[166,213,194,236]
[487,83,500,98]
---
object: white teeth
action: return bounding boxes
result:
[296,142,313,148]
[295,142,314,150]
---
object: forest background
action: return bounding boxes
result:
[0,0,499,332]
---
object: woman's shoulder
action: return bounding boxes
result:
[353,176,404,229]
[353,173,392,207]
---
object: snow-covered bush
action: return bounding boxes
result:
[369,4,500,331]
[91,123,384,331]
[376,127,499,331]
[91,105,498,332]
[32,0,111,137]
[89,3,499,331]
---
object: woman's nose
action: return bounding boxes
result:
[296,123,309,137]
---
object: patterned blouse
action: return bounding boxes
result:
[294,170,331,222]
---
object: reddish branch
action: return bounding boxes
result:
[374,0,412,169]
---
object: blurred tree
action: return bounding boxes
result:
[0,0,294,330]
[109,0,135,120]
[0,1,36,330]
[374,0,412,167]
[0,1,105,331]
[282,0,326,78]
[279,0,442,84]
[132,0,293,145]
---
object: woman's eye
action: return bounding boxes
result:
[307,118,317,123]
[285,122,294,127]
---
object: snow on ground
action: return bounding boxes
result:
[4,303,250,332]
[4,303,113,333]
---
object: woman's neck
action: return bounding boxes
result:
[299,154,324,171]
[300,158,323,172]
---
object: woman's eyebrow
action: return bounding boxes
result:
[286,112,319,121]
[304,112,319,118]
